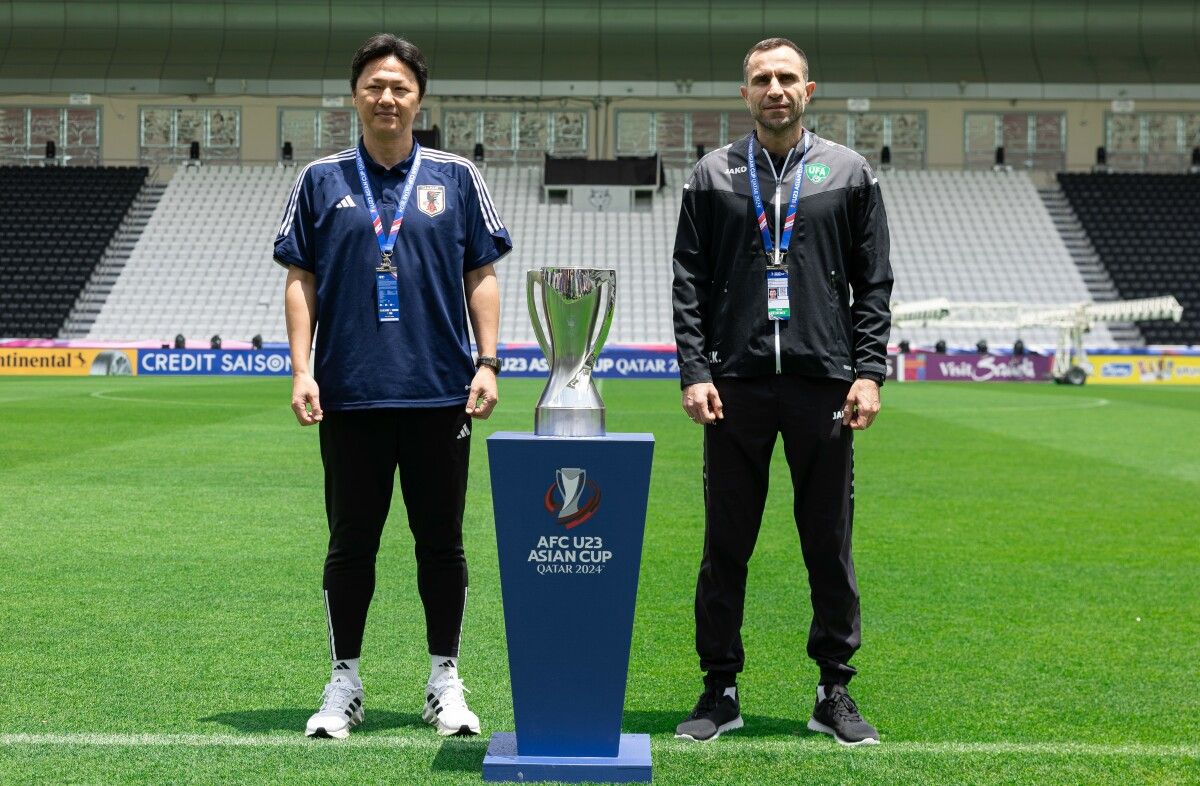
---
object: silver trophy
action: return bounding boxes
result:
[527,267,617,437]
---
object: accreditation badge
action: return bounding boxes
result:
[766,268,790,321]
[376,270,400,322]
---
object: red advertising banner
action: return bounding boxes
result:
[900,353,1054,382]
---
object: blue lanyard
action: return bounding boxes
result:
[747,132,810,264]
[354,143,422,267]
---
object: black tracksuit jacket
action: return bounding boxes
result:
[672,131,894,387]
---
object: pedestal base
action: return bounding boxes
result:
[482,732,652,783]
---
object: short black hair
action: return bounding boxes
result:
[350,33,428,98]
[743,37,809,83]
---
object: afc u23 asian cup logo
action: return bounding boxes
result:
[544,467,601,529]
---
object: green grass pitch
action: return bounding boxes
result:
[1,376,1197,785]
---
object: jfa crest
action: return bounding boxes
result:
[417,185,446,217]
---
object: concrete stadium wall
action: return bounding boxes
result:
[2,91,1198,171]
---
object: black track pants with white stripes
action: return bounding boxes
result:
[695,375,860,686]
[318,407,472,661]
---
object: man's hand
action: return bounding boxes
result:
[682,382,723,425]
[843,378,881,430]
[291,372,323,426]
[466,367,498,419]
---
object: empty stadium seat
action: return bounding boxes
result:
[86,165,300,343]
[87,160,682,345]
[881,170,1115,348]
[0,166,147,338]
[1059,174,1199,345]
[84,160,1121,351]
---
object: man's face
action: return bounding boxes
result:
[353,55,422,138]
[740,47,815,134]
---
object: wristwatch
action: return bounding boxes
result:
[476,355,502,375]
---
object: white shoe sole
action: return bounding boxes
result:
[675,715,743,742]
[807,717,880,746]
[306,709,363,740]
[422,705,480,737]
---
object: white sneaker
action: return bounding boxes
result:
[305,677,364,739]
[423,673,480,736]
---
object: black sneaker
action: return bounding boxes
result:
[674,686,743,742]
[807,684,879,746]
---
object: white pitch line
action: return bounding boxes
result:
[87,389,266,408]
[1,733,1196,759]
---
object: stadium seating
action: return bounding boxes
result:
[1058,174,1200,345]
[880,170,1115,348]
[87,161,682,346]
[0,166,147,338]
[86,165,296,343]
[83,161,1126,350]
[491,166,679,346]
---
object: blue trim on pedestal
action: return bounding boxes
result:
[482,732,652,783]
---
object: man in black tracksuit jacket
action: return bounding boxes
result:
[672,38,893,746]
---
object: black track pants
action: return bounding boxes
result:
[318,407,472,660]
[695,375,860,686]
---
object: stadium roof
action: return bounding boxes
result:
[1,0,1198,97]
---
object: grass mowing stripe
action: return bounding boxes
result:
[3,734,1197,759]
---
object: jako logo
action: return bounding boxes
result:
[544,467,601,529]
[725,166,748,175]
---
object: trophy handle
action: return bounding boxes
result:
[526,269,552,360]
[585,271,616,372]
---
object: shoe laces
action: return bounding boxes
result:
[826,689,863,723]
[318,680,359,714]
[689,688,720,719]
[430,674,472,712]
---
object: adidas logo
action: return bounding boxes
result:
[333,661,351,671]
[456,424,471,440]
[438,660,455,669]
[335,195,357,209]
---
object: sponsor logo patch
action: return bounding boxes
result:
[1101,363,1133,378]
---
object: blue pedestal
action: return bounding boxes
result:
[485,432,654,782]
[482,732,652,783]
